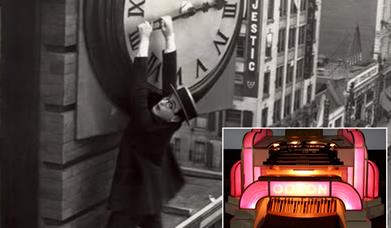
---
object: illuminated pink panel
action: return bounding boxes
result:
[242,129,261,148]
[332,182,362,210]
[253,129,273,146]
[367,162,375,198]
[230,161,241,197]
[239,181,269,209]
[351,130,365,148]
[270,181,330,197]
[338,129,354,144]
[242,147,253,189]
[367,160,379,198]
[353,147,365,198]
[254,166,261,181]
[347,167,354,186]
[242,129,272,189]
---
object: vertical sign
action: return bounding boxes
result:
[243,0,262,97]
[304,0,315,79]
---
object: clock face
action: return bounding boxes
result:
[84,0,243,107]
[123,0,243,96]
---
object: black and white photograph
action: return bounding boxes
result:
[224,128,387,228]
[0,0,390,227]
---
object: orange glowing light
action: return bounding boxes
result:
[272,143,280,147]
[292,169,315,176]
[261,167,346,179]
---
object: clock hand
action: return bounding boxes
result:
[152,0,226,30]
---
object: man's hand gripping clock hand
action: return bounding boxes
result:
[136,21,152,57]
[160,16,176,53]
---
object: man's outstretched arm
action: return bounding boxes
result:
[130,21,157,129]
[161,16,178,96]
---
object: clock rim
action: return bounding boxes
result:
[84,0,244,106]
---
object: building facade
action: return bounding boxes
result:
[173,0,323,171]
[233,0,320,127]
[374,0,391,126]
[374,0,391,61]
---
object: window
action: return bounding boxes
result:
[195,115,207,128]
[304,54,314,79]
[224,109,253,127]
[298,25,306,45]
[284,94,291,117]
[173,138,181,159]
[280,0,287,17]
[286,63,294,84]
[268,0,275,20]
[263,71,270,97]
[192,141,206,163]
[296,59,304,80]
[294,89,301,110]
[273,99,281,123]
[266,32,273,59]
[290,0,297,14]
[262,108,268,126]
[278,29,286,53]
[335,117,342,127]
[243,111,253,127]
[276,66,284,89]
[288,27,296,49]
[225,109,241,127]
[307,84,312,103]
[266,46,272,59]
[366,89,374,104]
[208,112,216,131]
[236,35,245,58]
[234,72,244,96]
[300,0,307,11]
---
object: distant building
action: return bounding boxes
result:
[316,56,380,127]
[374,0,391,124]
[172,114,222,172]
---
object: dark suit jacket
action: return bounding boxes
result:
[108,51,185,214]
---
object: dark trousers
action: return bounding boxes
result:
[106,211,162,228]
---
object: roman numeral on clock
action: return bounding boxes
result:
[128,30,140,50]
[222,3,237,18]
[196,59,208,79]
[128,0,145,17]
[213,30,230,55]
[147,52,162,82]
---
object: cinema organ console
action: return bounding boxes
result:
[226,129,384,228]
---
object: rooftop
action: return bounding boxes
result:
[162,171,222,228]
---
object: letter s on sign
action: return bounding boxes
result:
[251,23,258,33]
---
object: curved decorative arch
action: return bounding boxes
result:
[230,161,241,197]
[367,160,379,198]
[338,129,368,199]
[239,181,269,209]
[331,182,362,210]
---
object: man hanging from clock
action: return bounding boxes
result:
[106,11,198,228]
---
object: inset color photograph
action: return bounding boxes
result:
[224,128,387,228]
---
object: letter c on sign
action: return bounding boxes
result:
[249,62,255,71]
